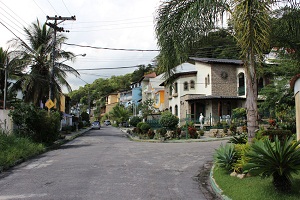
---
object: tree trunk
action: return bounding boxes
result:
[245,53,258,143]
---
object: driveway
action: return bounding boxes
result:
[0,126,224,200]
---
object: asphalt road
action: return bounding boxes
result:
[0,126,224,200]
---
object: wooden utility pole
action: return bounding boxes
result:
[46,15,76,104]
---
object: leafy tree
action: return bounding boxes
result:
[139,99,156,119]
[10,19,78,106]
[155,0,299,142]
[131,64,154,83]
[159,111,179,130]
[0,48,24,106]
[109,103,130,124]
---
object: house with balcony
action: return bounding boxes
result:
[119,90,132,107]
[103,92,119,114]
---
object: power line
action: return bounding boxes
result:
[32,0,47,15]
[63,43,159,52]
[61,0,72,16]
[71,65,141,71]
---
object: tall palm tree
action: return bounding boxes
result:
[155,0,299,142]
[0,47,25,107]
[10,19,79,106]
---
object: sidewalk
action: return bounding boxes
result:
[49,127,91,149]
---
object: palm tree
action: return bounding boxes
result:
[0,47,25,107]
[155,0,299,142]
[10,19,79,106]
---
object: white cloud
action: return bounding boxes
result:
[0,0,160,91]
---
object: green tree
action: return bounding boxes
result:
[11,19,79,106]
[0,47,24,106]
[131,64,154,83]
[109,103,130,124]
[155,0,299,142]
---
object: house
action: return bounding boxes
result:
[105,92,119,114]
[161,58,269,126]
[119,90,132,108]
[290,74,300,141]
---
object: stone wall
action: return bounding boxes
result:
[211,64,237,96]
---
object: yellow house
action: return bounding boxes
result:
[290,74,300,141]
[105,93,119,114]
[154,90,165,110]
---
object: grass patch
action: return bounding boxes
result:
[0,134,45,169]
[213,167,300,200]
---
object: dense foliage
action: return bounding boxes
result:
[9,103,61,144]
[159,111,179,130]
[129,116,142,127]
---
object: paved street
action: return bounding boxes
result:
[0,126,224,200]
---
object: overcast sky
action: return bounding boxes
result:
[0,0,161,91]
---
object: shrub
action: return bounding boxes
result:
[262,129,293,142]
[233,143,250,173]
[244,137,300,192]
[159,111,179,130]
[228,133,248,144]
[174,127,182,139]
[147,129,155,139]
[229,124,237,134]
[140,123,151,134]
[9,103,61,145]
[188,126,198,139]
[198,129,205,136]
[214,143,237,172]
[130,116,142,127]
[157,127,167,137]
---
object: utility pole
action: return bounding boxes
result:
[46,15,76,103]
[3,59,8,109]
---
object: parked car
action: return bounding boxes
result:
[104,120,111,126]
[91,121,101,129]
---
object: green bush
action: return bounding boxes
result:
[140,123,151,134]
[9,103,61,145]
[214,143,237,172]
[228,133,248,144]
[159,111,179,130]
[229,123,237,134]
[130,116,142,127]
[244,137,300,192]
[147,129,155,139]
[157,127,167,137]
[262,129,293,142]
[233,143,250,173]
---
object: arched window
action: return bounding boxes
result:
[175,105,178,116]
[174,82,178,93]
[238,73,245,96]
[184,81,189,90]
[169,85,172,96]
[190,80,195,89]
[169,106,172,113]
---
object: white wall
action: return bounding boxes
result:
[0,110,13,133]
[195,62,212,95]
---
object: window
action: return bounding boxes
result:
[238,73,245,96]
[169,106,172,113]
[207,74,210,85]
[190,80,195,89]
[175,105,178,116]
[174,82,178,93]
[184,81,189,91]
[205,77,208,88]
[169,86,172,96]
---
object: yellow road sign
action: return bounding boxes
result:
[45,99,55,109]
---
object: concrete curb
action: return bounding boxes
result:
[122,129,231,143]
[210,165,232,200]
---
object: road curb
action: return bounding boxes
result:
[210,165,232,200]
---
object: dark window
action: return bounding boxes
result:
[175,105,178,116]
[184,82,188,90]
[190,80,195,89]
[174,82,178,93]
